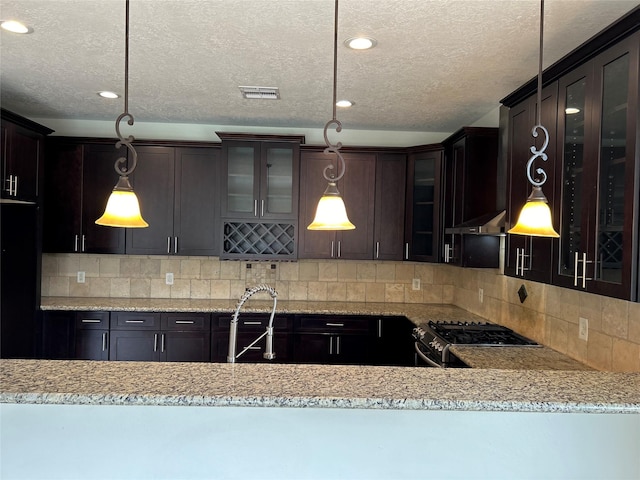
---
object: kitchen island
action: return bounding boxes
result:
[2,298,638,479]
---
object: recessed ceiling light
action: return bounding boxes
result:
[98,91,120,99]
[344,36,377,50]
[565,107,581,114]
[0,20,32,34]
[336,100,353,108]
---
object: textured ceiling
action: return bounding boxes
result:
[1,0,638,134]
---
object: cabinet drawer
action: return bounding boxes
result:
[213,314,292,331]
[74,311,109,330]
[161,313,210,331]
[111,312,160,330]
[297,316,371,333]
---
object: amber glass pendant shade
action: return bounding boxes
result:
[508,186,559,237]
[95,176,148,228]
[307,182,355,230]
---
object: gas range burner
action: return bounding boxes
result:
[428,321,538,346]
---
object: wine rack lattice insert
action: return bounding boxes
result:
[223,222,296,256]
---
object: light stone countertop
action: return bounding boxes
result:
[1,359,638,414]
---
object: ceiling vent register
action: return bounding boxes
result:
[239,86,280,100]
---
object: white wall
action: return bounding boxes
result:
[1,403,638,480]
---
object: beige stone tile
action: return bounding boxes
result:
[433,264,455,286]
[318,262,338,281]
[394,263,414,283]
[190,279,211,299]
[326,282,347,302]
[180,259,201,278]
[58,254,80,276]
[110,278,131,298]
[404,286,423,304]
[220,261,241,280]
[40,276,51,297]
[566,323,588,365]
[278,262,299,281]
[162,258,183,277]
[170,279,191,299]
[200,259,221,279]
[130,278,151,298]
[120,257,142,277]
[587,330,613,371]
[99,257,120,277]
[49,277,70,297]
[612,338,640,372]
[578,292,602,332]
[88,278,111,298]
[375,263,395,282]
[365,283,385,302]
[69,280,91,297]
[139,258,161,277]
[337,262,357,281]
[629,302,640,343]
[356,263,376,282]
[150,278,170,298]
[230,280,246,300]
[384,283,404,303]
[308,282,328,301]
[78,256,100,277]
[545,315,569,354]
[346,282,366,302]
[414,263,434,285]
[423,284,443,304]
[41,254,58,276]
[442,284,454,303]
[601,297,629,339]
[299,262,319,281]
[289,281,309,300]
[460,269,479,292]
[210,280,231,300]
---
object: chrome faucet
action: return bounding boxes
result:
[227,284,278,363]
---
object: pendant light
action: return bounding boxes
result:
[508,0,558,238]
[96,0,148,228]
[307,0,355,231]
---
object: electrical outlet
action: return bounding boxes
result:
[165,272,174,285]
[579,317,589,341]
[77,271,85,283]
[478,288,484,304]
[412,278,420,290]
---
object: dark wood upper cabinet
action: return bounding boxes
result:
[126,145,220,255]
[298,150,375,259]
[1,109,53,203]
[404,146,443,262]
[552,32,639,300]
[504,83,558,282]
[374,153,407,261]
[43,140,126,254]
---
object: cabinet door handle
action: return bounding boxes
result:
[102,332,108,352]
[74,234,79,252]
[261,199,265,217]
[326,322,344,327]
[331,241,335,258]
[174,236,178,254]
[4,176,11,195]
[243,321,262,325]
[175,320,195,324]
[378,319,382,338]
[167,237,171,254]
[125,320,145,323]
[405,243,409,260]
[335,336,340,355]
[574,251,579,286]
[515,247,521,276]
[13,175,18,196]
[376,242,380,259]
[329,336,333,355]
[161,333,165,353]
[254,199,258,217]
[82,235,86,252]
[337,241,341,258]
[81,319,101,323]
[154,333,158,352]
[244,346,261,351]
[444,243,450,263]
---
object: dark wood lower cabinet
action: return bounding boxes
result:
[39,311,415,366]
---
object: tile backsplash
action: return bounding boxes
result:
[42,253,639,372]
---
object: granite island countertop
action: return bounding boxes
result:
[1,359,638,414]
[40,297,591,371]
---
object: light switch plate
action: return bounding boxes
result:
[579,317,588,341]
[165,273,174,285]
[77,271,85,283]
[478,288,484,304]
[412,278,420,290]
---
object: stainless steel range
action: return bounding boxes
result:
[413,321,539,368]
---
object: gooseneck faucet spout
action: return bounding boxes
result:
[227,284,278,363]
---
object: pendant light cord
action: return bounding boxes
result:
[536,0,544,127]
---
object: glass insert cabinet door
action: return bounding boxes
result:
[555,34,638,300]
[226,145,256,215]
[262,145,294,217]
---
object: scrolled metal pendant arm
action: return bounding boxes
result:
[526,124,549,187]
[113,112,137,176]
[322,118,345,182]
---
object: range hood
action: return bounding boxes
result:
[445,210,506,236]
